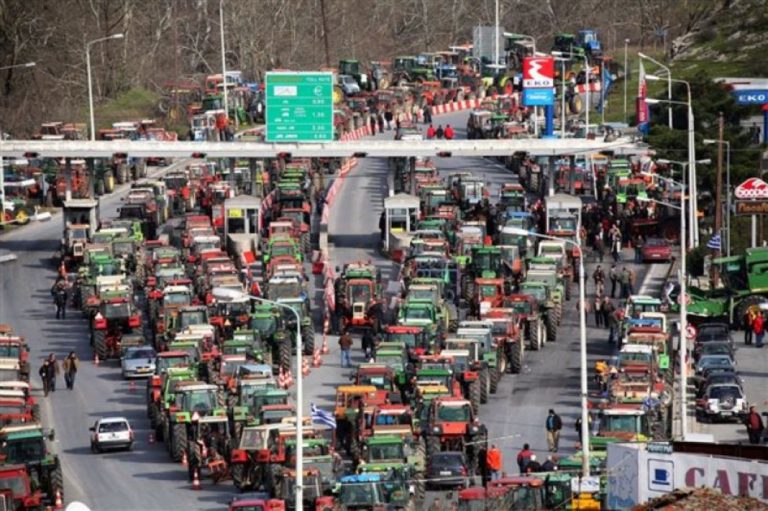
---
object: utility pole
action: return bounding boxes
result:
[714,112,724,285]
[319,0,331,68]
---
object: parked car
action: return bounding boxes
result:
[426,451,470,490]
[338,74,361,96]
[694,341,735,362]
[90,417,134,452]
[694,370,742,399]
[641,237,672,262]
[696,382,747,422]
[695,354,736,376]
[121,346,157,379]
[696,322,732,344]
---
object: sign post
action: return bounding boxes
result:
[266,72,334,143]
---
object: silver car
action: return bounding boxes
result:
[121,346,157,378]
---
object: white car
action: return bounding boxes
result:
[90,417,134,452]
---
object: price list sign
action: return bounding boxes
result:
[265,72,334,142]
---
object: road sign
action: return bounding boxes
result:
[522,88,555,107]
[734,89,768,105]
[522,57,554,88]
[266,72,334,143]
[685,323,697,340]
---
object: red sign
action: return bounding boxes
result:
[523,57,554,88]
[735,177,768,199]
[685,323,697,340]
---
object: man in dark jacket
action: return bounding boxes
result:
[746,406,764,444]
[52,279,67,319]
[545,409,563,452]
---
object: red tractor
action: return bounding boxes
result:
[334,262,384,333]
[421,396,486,472]
[0,464,42,510]
[91,296,142,360]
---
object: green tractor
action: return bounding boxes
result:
[339,59,372,91]
[456,322,503,395]
[159,381,225,462]
[403,282,457,332]
[392,55,435,85]
[460,246,517,302]
[518,278,560,343]
[0,423,62,507]
[397,301,444,347]
[250,305,293,372]
[552,33,587,59]
[360,434,425,504]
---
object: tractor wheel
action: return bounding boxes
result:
[147,401,158,427]
[301,232,310,255]
[546,311,558,342]
[302,321,315,355]
[565,279,572,301]
[736,295,768,331]
[278,337,291,373]
[498,348,507,375]
[217,391,227,409]
[32,403,41,423]
[93,330,108,360]
[155,414,166,442]
[232,463,248,490]
[469,379,481,415]
[530,173,540,195]
[569,94,583,115]
[51,463,63,501]
[461,274,473,304]
[490,365,500,394]
[170,423,188,462]
[426,436,441,459]
[510,341,523,374]
[479,368,489,404]
[529,320,540,351]
[414,472,426,504]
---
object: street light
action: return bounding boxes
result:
[0,61,37,220]
[703,138,732,256]
[87,33,124,141]
[552,56,569,138]
[505,227,590,477]
[638,53,672,129]
[552,51,590,137]
[219,0,231,130]
[215,288,305,510]
[623,39,629,124]
[637,194,688,439]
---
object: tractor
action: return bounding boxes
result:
[159,381,224,462]
[421,397,486,472]
[338,59,371,91]
[392,56,435,85]
[0,424,62,507]
[334,262,384,333]
[91,295,142,360]
[0,464,43,510]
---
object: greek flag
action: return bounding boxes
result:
[311,403,336,429]
[707,234,722,250]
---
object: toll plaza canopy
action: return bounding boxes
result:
[0,138,650,159]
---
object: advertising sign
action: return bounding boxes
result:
[522,88,555,106]
[734,89,768,105]
[735,177,768,199]
[522,57,554,88]
[265,72,333,142]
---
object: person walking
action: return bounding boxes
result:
[611,229,621,262]
[603,297,615,337]
[545,409,563,452]
[593,294,603,327]
[516,443,533,473]
[369,113,377,135]
[39,361,51,397]
[754,311,765,348]
[423,104,433,124]
[51,278,68,320]
[361,329,375,361]
[609,264,619,298]
[745,308,757,345]
[47,353,59,392]
[592,265,605,296]
[620,267,631,299]
[746,406,764,444]
[63,351,79,390]
[384,109,393,130]
[377,112,385,133]
[633,234,644,263]
[339,330,353,368]
[486,444,502,480]
[435,125,444,139]
[411,102,421,124]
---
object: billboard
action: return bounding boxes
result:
[522,57,554,88]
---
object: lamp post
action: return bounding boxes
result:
[623,39,629,124]
[553,56,569,138]
[637,194,688,439]
[638,52,672,129]
[552,51,590,138]
[87,33,124,141]
[219,0,230,128]
[703,139,731,256]
[0,61,37,221]
[507,227,589,477]
[494,0,500,66]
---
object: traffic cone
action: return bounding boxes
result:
[54,489,63,509]
[312,349,322,368]
[93,353,99,366]
[148,431,155,444]
[129,380,136,392]
[321,332,329,355]
[277,367,285,388]
[302,357,310,377]
[285,370,293,388]
[191,468,201,490]
[181,450,188,467]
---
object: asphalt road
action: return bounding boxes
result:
[0,160,240,510]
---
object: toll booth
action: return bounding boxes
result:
[62,199,100,237]
[224,195,262,257]
[383,193,420,262]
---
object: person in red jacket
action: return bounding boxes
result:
[754,311,765,347]
[426,124,435,139]
[516,443,533,473]
[444,124,455,140]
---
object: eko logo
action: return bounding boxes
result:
[523,57,554,89]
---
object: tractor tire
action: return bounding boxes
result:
[461,274,474,304]
[569,94,583,115]
[469,379,481,415]
[736,295,768,331]
[170,423,188,462]
[148,401,159,428]
[498,348,507,375]
[93,330,108,361]
[32,403,41,423]
[510,341,523,374]
[546,311,558,342]
[232,463,248,490]
[51,463,63,502]
[155,414,166,442]
[529,320,541,351]
[302,321,315,355]
[565,279,572,301]
[217,391,227,409]
[490,365,500,394]
[278,338,291,372]
[530,173,540,195]
[426,436,441,459]
[479,368,489,404]
[301,232,310,255]
[414,472,426,504]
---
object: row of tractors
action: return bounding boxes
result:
[0,326,63,510]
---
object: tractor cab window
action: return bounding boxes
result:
[349,284,371,304]
[156,355,189,372]
[4,438,45,464]
[369,443,404,461]
[723,260,747,290]
[69,229,88,239]
[182,389,217,412]
[359,373,391,390]
[179,311,206,329]
[269,281,302,300]
[104,301,130,319]
[250,316,277,336]
[404,307,432,321]
[508,300,531,315]
[0,345,20,359]
[551,216,576,232]
[112,241,134,257]
[342,482,381,505]
[480,285,498,298]
[164,292,191,306]
[0,474,26,498]
[600,414,641,433]
[436,404,470,423]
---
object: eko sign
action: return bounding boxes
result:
[522,57,555,107]
[734,89,768,105]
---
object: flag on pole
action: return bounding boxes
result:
[636,60,650,134]
[707,233,721,251]
[311,403,336,429]
[596,61,614,114]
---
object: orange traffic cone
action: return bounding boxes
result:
[191,468,201,490]
[93,353,99,366]
[312,349,322,368]
[148,431,155,444]
[277,366,285,388]
[54,489,63,509]
[285,370,293,388]
[181,450,188,467]
[302,357,310,377]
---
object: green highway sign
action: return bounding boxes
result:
[265,71,334,143]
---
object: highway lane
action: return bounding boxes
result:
[309,110,651,493]
[0,161,239,510]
